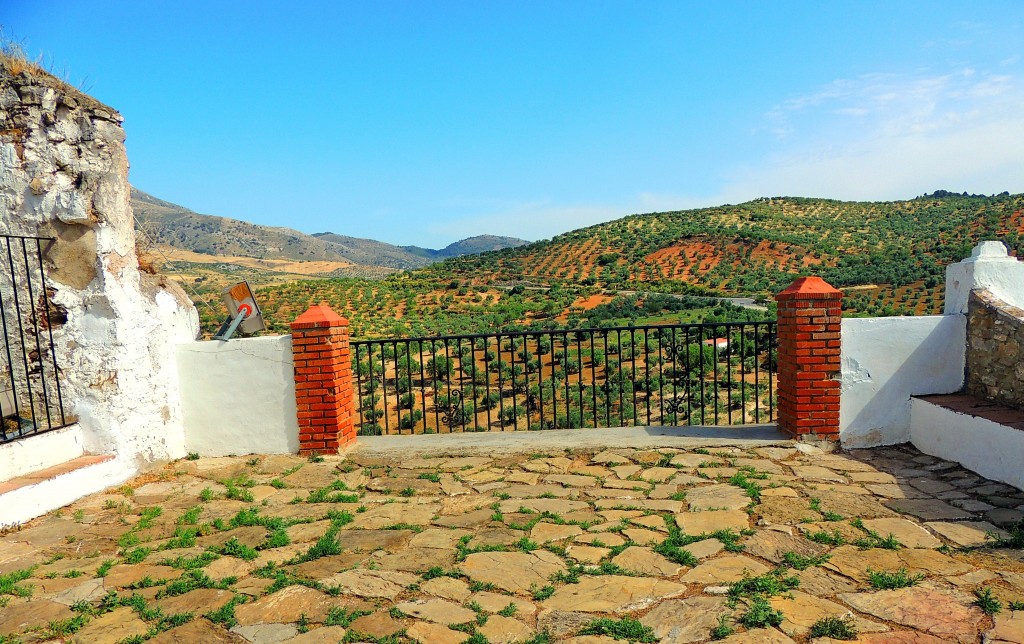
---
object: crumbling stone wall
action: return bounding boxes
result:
[966,289,1024,409]
[0,55,199,464]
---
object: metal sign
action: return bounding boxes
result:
[214,281,265,341]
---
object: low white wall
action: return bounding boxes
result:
[910,398,1024,490]
[840,315,966,448]
[0,424,84,481]
[177,336,299,456]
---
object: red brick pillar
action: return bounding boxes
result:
[775,277,842,440]
[290,303,355,454]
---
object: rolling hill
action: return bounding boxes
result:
[429,191,1023,301]
[131,188,529,269]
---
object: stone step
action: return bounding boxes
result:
[0,423,87,483]
[0,453,135,528]
[0,454,113,494]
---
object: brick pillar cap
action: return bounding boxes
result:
[776,276,842,301]
[290,302,349,330]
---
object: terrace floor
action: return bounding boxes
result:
[1,441,1023,644]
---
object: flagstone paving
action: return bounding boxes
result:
[1,444,1023,643]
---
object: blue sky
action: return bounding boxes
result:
[6,2,1024,247]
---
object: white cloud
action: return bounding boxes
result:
[730,66,1024,201]
[428,64,1024,245]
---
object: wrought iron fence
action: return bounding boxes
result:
[0,234,70,444]
[352,321,775,435]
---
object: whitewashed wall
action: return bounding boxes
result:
[177,336,299,456]
[840,315,966,447]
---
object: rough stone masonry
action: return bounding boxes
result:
[0,55,199,464]
[967,288,1024,409]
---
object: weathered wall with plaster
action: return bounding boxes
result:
[177,336,299,456]
[965,289,1024,409]
[840,315,965,447]
[0,57,199,469]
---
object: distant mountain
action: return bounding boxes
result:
[401,235,531,260]
[131,188,529,269]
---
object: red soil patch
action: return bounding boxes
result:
[577,294,613,310]
[555,294,613,322]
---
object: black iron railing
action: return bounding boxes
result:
[352,321,775,435]
[0,234,70,444]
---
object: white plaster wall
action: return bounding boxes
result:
[178,335,299,456]
[840,315,966,448]
[910,398,1024,490]
[945,241,1024,313]
[0,424,83,480]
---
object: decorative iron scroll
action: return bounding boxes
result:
[440,389,466,427]
[664,343,688,361]
[664,396,689,415]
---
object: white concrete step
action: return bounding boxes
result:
[911,395,1024,491]
[0,453,136,528]
[0,423,86,481]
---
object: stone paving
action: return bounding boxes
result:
[1,443,1024,643]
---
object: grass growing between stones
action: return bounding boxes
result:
[868,568,924,590]
[709,615,735,640]
[808,615,858,639]
[988,519,1024,549]
[532,584,555,600]
[728,467,768,503]
[975,587,1002,614]
[0,568,36,597]
[95,559,115,577]
[727,569,798,629]
[782,551,831,570]
[728,570,799,600]
[854,532,902,550]
[158,569,235,598]
[305,480,360,504]
[421,566,462,580]
[290,512,353,564]
[206,594,248,629]
[325,606,372,627]
[222,475,256,502]
[123,546,151,564]
[456,535,510,562]
[578,616,657,642]
[847,519,903,550]
[654,516,746,565]
[41,614,88,638]
[806,528,845,546]
[738,597,784,629]
[179,505,203,525]
[217,537,259,561]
